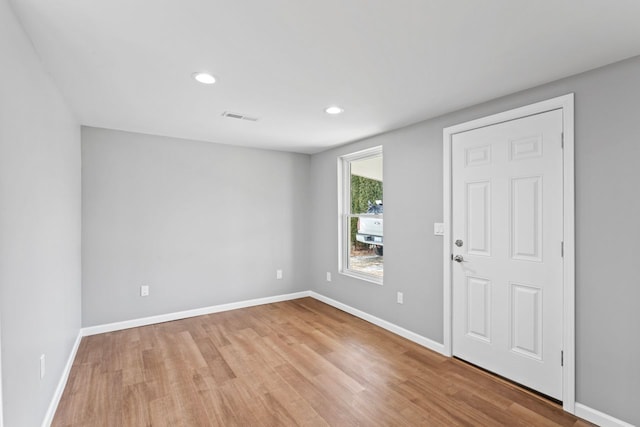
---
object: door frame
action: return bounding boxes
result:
[442,94,575,413]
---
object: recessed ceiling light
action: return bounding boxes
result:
[192,72,216,85]
[325,106,344,115]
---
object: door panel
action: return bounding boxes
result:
[452,109,563,400]
[510,282,543,359]
[466,276,492,342]
[466,181,491,256]
[511,176,542,261]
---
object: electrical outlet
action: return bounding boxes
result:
[397,292,404,304]
[326,272,332,282]
[140,285,149,297]
[40,354,46,379]
[276,269,283,279]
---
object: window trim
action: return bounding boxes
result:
[337,146,383,285]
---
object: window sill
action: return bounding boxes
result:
[339,270,383,286]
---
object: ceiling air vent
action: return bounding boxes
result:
[221,111,259,122]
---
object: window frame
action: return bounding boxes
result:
[337,146,383,285]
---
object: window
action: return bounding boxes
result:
[339,146,383,284]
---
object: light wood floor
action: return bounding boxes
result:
[53,298,592,426]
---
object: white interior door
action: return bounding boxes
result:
[451,109,564,399]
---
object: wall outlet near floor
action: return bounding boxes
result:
[140,285,149,297]
[326,272,332,282]
[40,354,46,379]
[397,292,404,304]
[276,269,283,279]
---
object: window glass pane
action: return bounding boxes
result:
[348,216,383,278]
[347,154,383,278]
[340,147,383,282]
[350,156,383,215]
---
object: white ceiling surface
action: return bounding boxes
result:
[10,1,640,154]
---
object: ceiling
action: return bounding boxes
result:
[10,0,640,154]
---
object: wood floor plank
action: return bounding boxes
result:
[263,385,328,427]
[274,363,363,426]
[122,383,152,427]
[53,298,593,426]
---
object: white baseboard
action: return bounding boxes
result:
[41,331,83,427]
[44,290,450,427]
[81,291,312,336]
[81,290,446,357]
[575,403,635,427]
[308,291,447,356]
[43,292,637,427]
[80,290,446,356]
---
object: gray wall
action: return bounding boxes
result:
[81,127,310,326]
[309,56,640,425]
[0,1,82,425]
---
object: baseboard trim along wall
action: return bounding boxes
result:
[41,331,83,427]
[575,403,635,427]
[44,292,633,427]
[308,291,447,356]
[81,291,447,358]
[81,291,311,336]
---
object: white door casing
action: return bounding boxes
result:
[443,94,575,412]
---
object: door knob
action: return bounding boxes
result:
[453,255,464,263]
